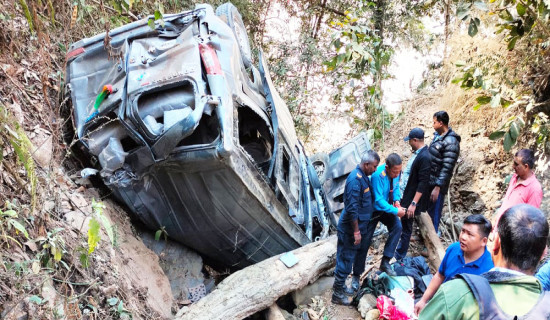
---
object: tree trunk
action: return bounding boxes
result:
[176,236,337,320]
[415,212,445,271]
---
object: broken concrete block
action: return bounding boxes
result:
[358,293,377,318]
[291,276,334,306]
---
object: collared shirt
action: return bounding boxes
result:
[495,172,543,226]
[535,260,550,291]
[438,242,494,283]
[337,165,374,234]
[371,164,401,215]
[399,146,426,195]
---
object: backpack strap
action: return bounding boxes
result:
[519,290,550,319]
[456,273,510,320]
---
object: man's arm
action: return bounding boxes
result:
[344,179,362,244]
[435,138,460,189]
[527,184,543,208]
[414,271,445,315]
[372,173,399,215]
[408,154,431,217]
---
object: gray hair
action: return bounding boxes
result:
[361,150,380,165]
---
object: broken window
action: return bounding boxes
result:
[237,106,273,174]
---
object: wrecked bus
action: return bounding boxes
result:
[65,3,371,268]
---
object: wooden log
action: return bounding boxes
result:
[176,236,337,320]
[415,211,445,270]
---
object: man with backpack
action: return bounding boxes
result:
[418,204,550,319]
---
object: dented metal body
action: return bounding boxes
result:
[66,4,369,267]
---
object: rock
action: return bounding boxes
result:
[140,231,205,301]
[291,276,334,306]
[265,304,286,320]
[357,293,377,318]
[364,309,380,320]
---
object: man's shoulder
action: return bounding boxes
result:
[371,165,385,180]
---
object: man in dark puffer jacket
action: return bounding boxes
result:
[427,111,461,232]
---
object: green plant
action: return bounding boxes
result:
[0,205,29,248]
[80,199,116,268]
[36,227,66,267]
[489,116,525,151]
[154,226,168,241]
[107,297,132,319]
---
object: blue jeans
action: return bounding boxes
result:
[334,230,370,288]
[364,211,402,258]
[427,191,446,232]
[395,213,414,260]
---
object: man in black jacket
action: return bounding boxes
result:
[395,128,431,260]
[428,111,461,232]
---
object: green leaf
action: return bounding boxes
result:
[510,121,520,139]
[516,3,526,16]
[1,209,17,217]
[147,18,155,30]
[503,131,514,151]
[473,1,489,11]
[468,18,479,37]
[455,60,467,67]
[155,230,162,241]
[88,217,101,255]
[154,10,162,21]
[457,2,472,20]
[489,131,505,140]
[107,297,119,306]
[9,220,29,239]
[80,252,89,268]
[118,301,124,313]
[476,95,492,105]
[29,295,43,305]
[507,36,518,50]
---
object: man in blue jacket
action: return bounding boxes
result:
[367,153,406,276]
[332,150,380,305]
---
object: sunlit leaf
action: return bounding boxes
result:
[148,18,155,30]
[489,131,505,140]
[516,3,526,16]
[474,1,489,11]
[510,121,520,139]
[507,36,518,50]
[457,2,472,20]
[476,96,492,105]
[491,93,501,107]
[503,131,514,151]
[468,18,479,37]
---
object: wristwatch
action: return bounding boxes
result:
[411,201,417,206]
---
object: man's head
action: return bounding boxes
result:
[492,204,549,274]
[360,150,380,176]
[513,149,535,179]
[433,111,449,134]
[404,128,425,151]
[459,214,492,254]
[385,153,402,179]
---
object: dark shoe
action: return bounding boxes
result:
[331,286,351,305]
[380,256,397,276]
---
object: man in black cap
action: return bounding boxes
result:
[394,128,431,260]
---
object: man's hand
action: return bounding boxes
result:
[430,186,440,202]
[397,207,406,218]
[353,231,361,245]
[414,299,427,316]
[394,201,401,208]
[406,204,416,218]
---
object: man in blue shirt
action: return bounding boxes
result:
[536,259,550,291]
[332,150,380,305]
[414,214,494,314]
[366,153,406,276]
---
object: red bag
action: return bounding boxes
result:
[376,295,410,320]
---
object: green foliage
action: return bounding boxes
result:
[107,297,132,319]
[0,205,29,248]
[18,0,34,33]
[154,227,168,241]
[80,199,116,267]
[36,227,66,266]
[489,116,525,151]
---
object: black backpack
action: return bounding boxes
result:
[457,273,550,320]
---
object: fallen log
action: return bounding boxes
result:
[176,236,337,320]
[415,211,445,270]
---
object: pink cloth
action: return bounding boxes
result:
[494,173,543,227]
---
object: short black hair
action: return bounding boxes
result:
[516,149,535,169]
[362,150,380,165]
[463,214,492,238]
[498,204,549,273]
[385,153,402,168]
[433,111,449,126]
